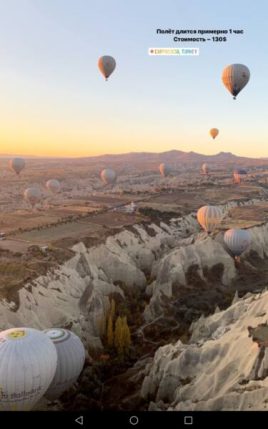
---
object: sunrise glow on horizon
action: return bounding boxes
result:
[0,0,267,158]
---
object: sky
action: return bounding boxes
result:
[0,0,267,158]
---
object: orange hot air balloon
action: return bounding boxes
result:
[210,128,219,140]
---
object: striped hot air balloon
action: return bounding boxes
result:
[222,64,250,100]
[100,168,117,185]
[24,186,42,208]
[159,163,172,177]
[9,158,25,175]
[44,329,85,400]
[0,328,57,411]
[46,179,61,194]
[224,228,251,257]
[197,205,223,233]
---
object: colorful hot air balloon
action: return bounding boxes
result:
[159,163,172,177]
[98,56,116,81]
[43,329,85,400]
[201,163,209,175]
[0,327,57,411]
[46,179,61,194]
[210,128,219,139]
[24,186,42,208]
[197,205,223,233]
[100,168,117,185]
[222,64,250,100]
[224,228,251,257]
[9,158,25,175]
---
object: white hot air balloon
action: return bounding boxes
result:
[210,128,219,140]
[98,56,116,81]
[159,163,172,177]
[201,163,209,175]
[24,186,42,208]
[197,205,223,233]
[100,168,117,185]
[222,64,250,100]
[9,158,25,175]
[0,327,57,411]
[46,179,61,194]
[224,228,251,258]
[43,329,85,400]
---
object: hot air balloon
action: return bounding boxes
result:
[100,168,117,185]
[98,56,116,81]
[0,327,57,411]
[224,228,251,258]
[201,163,209,175]
[46,179,61,194]
[222,64,250,100]
[159,163,172,177]
[9,158,25,175]
[233,168,247,184]
[24,186,42,208]
[197,205,223,233]
[43,329,85,400]
[210,129,219,140]
[233,170,240,184]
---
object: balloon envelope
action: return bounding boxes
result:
[98,56,116,80]
[233,169,247,184]
[0,327,57,411]
[100,168,117,185]
[43,329,85,400]
[201,163,209,175]
[224,228,251,256]
[159,163,172,177]
[24,187,42,207]
[233,171,241,184]
[210,128,219,139]
[222,64,250,99]
[46,179,61,194]
[9,158,25,175]
[197,205,223,232]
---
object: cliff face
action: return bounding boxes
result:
[144,236,237,322]
[141,289,268,411]
[0,196,266,356]
[0,210,198,350]
[1,197,268,410]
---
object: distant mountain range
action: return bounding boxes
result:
[1,150,268,167]
[82,150,267,166]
